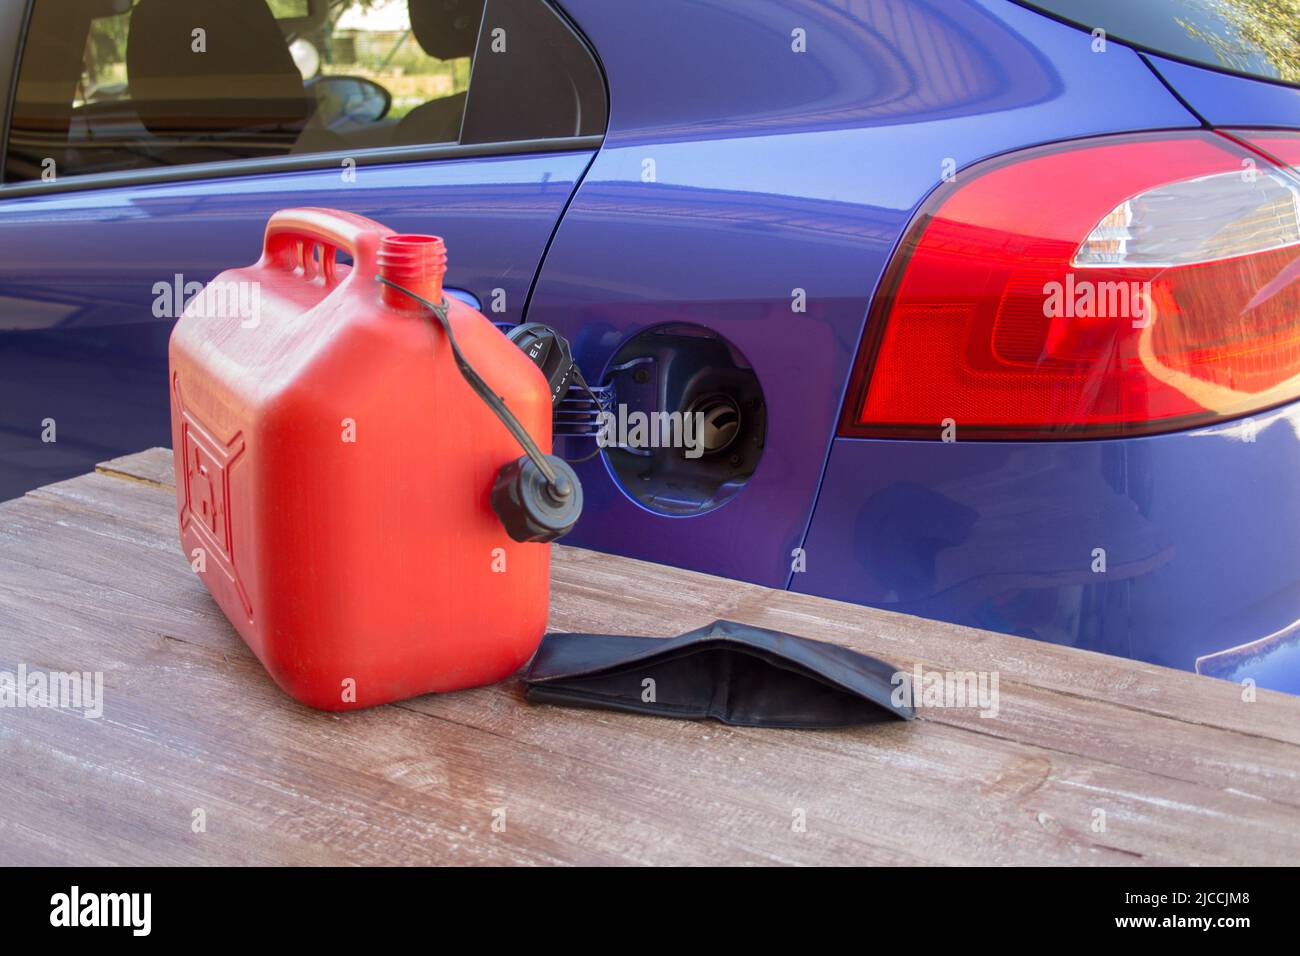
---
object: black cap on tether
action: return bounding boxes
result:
[491,454,583,543]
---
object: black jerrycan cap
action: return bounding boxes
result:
[492,453,583,543]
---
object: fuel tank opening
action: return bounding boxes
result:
[597,323,765,517]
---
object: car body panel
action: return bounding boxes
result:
[1144,54,1300,128]
[1196,618,1300,696]
[0,149,594,499]
[533,0,1195,587]
[795,405,1300,692]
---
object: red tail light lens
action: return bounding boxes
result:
[1230,130,1300,169]
[839,131,1300,439]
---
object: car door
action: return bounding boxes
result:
[0,0,605,500]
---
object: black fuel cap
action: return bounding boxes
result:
[507,323,576,406]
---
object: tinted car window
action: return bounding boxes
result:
[1020,0,1300,85]
[4,0,605,184]
[459,0,606,144]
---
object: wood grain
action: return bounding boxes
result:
[1,448,1297,865]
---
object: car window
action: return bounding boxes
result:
[3,0,605,184]
[1019,0,1299,85]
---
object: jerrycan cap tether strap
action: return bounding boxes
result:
[376,270,583,544]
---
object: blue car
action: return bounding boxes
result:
[2,0,1299,692]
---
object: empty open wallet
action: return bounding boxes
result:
[522,620,917,728]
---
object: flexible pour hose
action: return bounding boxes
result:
[375,275,568,497]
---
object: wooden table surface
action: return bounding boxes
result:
[1,448,1298,865]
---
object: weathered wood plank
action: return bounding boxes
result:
[5,570,1295,865]
[0,448,1294,865]
[0,585,918,866]
[95,448,176,489]
[17,468,1300,813]
[94,449,1300,748]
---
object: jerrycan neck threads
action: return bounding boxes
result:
[378,234,446,311]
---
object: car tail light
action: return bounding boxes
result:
[839,131,1300,440]
[1227,129,1300,173]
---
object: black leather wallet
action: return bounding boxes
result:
[522,620,916,728]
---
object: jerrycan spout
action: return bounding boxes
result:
[378,234,447,311]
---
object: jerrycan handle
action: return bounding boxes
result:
[261,207,394,287]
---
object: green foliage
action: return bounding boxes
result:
[266,0,311,17]
[1176,0,1300,83]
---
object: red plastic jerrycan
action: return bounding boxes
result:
[168,208,554,710]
